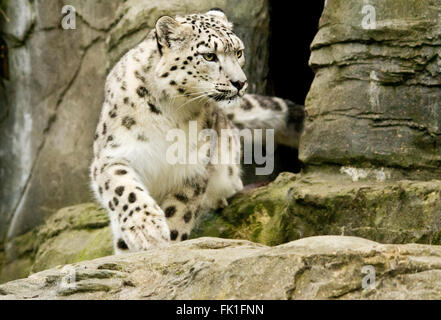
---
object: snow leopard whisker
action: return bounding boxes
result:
[175,93,213,112]
[171,90,210,99]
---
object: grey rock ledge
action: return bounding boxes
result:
[1,236,441,300]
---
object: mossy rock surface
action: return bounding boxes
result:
[0,204,113,284]
[192,171,441,246]
[3,170,441,284]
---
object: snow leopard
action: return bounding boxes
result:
[90,8,305,254]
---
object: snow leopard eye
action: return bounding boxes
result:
[236,50,243,59]
[203,53,217,62]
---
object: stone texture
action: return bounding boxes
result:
[0,229,37,284]
[31,203,113,273]
[0,203,113,284]
[0,0,270,247]
[4,167,441,285]
[0,0,123,244]
[1,236,441,300]
[300,0,441,171]
[192,171,441,246]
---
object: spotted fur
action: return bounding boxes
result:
[90,9,304,254]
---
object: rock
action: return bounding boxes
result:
[0,230,37,284]
[300,0,441,172]
[1,236,441,299]
[31,203,113,273]
[0,0,122,243]
[0,0,270,250]
[0,204,113,284]
[192,171,441,246]
[4,167,441,284]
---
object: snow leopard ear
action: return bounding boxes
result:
[206,8,233,29]
[155,16,189,48]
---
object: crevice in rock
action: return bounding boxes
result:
[107,21,149,52]
[350,114,438,137]
[75,10,125,34]
[309,111,441,137]
[286,263,310,300]
[329,285,363,299]
[0,81,8,124]
[34,26,59,33]
[311,37,441,51]
[3,19,36,49]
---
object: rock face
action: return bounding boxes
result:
[1,236,441,300]
[0,0,270,245]
[0,204,113,284]
[0,0,123,245]
[192,171,441,246]
[300,0,441,172]
[3,168,441,284]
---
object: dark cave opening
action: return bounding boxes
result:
[268,0,325,177]
[267,1,325,104]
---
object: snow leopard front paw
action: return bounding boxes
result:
[122,210,170,251]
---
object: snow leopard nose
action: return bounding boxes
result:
[231,80,246,91]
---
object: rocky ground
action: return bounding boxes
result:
[1,236,441,300]
[1,170,441,298]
